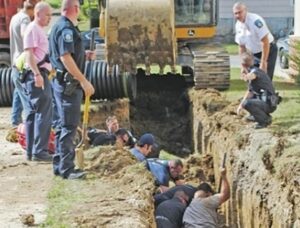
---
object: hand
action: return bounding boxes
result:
[159,185,169,193]
[259,61,268,73]
[80,79,95,97]
[85,50,96,61]
[34,74,44,89]
[220,167,226,177]
[236,104,243,115]
[240,67,248,80]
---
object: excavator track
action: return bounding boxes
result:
[192,47,230,90]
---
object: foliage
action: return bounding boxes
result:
[289,39,300,85]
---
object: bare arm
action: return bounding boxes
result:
[260,35,270,72]
[60,53,94,97]
[219,168,230,204]
[237,90,253,115]
[239,45,248,74]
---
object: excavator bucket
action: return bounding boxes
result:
[105,0,176,74]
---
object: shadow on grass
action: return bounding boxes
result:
[229,79,300,92]
[272,117,300,129]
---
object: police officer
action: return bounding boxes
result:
[233,2,278,80]
[49,0,94,179]
[237,52,277,129]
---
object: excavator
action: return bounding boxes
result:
[84,0,230,100]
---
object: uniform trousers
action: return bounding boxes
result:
[52,78,82,178]
[254,42,278,80]
[242,98,276,125]
[23,69,52,159]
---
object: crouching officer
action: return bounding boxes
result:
[49,0,94,179]
[237,51,280,129]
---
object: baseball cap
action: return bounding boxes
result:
[138,133,155,146]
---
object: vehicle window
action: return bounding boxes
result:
[175,0,213,26]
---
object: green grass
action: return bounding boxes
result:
[223,67,300,131]
[223,43,239,55]
[42,177,87,227]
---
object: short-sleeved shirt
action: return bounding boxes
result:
[49,16,85,72]
[146,159,170,186]
[235,12,274,54]
[130,147,146,162]
[183,194,221,228]
[155,197,187,228]
[248,67,275,95]
[23,21,51,71]
[9,11,30,64]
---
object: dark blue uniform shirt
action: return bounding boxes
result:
[248,67,276,96]
[49,16,85,72]
[146,159,171,186]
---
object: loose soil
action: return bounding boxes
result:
[0,86,299,227]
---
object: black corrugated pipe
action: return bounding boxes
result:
[87,60,136,101]
[0,67,14,107]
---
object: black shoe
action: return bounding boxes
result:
[26,154,32,161]
[254,121,271,129]
[32,153,53,162]
[245,115,255,122]
[66,171,86,180]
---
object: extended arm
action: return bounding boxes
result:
[219,167,230,204]
[60,53,94,97]
[260,34,270,72]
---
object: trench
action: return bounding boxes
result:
[87,84,299,227]
[129,84,299,227]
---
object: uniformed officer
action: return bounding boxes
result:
[237,52,277,129]
[49,0,94,179]
[23,2,53,161]
[233,2,278,80]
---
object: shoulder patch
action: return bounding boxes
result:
[62,29,74,43]
[254,19,263,28]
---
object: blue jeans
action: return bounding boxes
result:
[23,70,52,158]
[11,68,30,127]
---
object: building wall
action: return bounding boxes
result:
[217,0,294,42]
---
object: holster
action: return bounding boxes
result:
[19,69,31,83]
[63,72,79,96]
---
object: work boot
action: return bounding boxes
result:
[245,115,255,122]
[254,118,272,129]
[66,171,86,180]
[32,153,53,162]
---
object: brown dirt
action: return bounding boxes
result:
[0,86,299,227]
[56,146,156,227]
[0,107,53,227]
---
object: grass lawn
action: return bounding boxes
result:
[223,43,239,55]
[224,68,300,131]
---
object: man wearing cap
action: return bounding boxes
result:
[146,158,184,193]
[130,133,155,162]
[182,167,230,227]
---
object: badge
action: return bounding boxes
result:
[254,19,263,28]
[63,29,73,43]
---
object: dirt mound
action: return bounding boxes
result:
[188,88,300,227]
[84,146,137,176]
[50,146,156,227]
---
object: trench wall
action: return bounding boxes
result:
[189,89,300,227]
